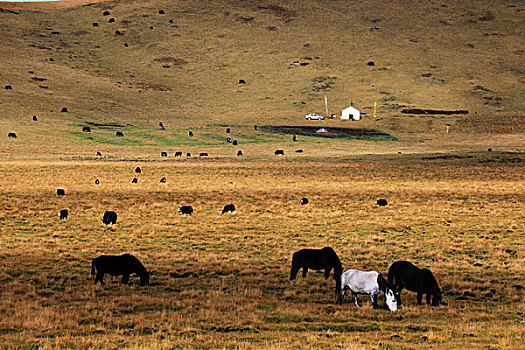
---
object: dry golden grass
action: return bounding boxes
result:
[0,159,523,349]
[0,0,523,348]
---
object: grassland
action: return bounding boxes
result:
[0,0,524,349]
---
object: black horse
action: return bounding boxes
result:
[91,253,149,286]
[290,246,343,304]
[387,260,442,306]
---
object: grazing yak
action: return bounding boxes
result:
[91,253,149,286]
[178,205,193,215]
[56,189,65,196]
[186,153,191,157]
[33,116,38,121]
[174,151,183,157]
[226,127,231,133]
[274,150,284,156]
[221,204,236,214]
[232,140,238,145]
[58,209,68,220]
[160,177,166,183]
[82,126,91,133]
[8,132,17,138]
[160,152,168,157]
[199,152,208,157]
[301,197,309,205]
[95,179,100,185]
[96,151,102,156]
[237,150,243,156]
[116,131,124,137]
[188,131,194,137]
[388,260,442,306]
[290,247,343,304]
[135,167,141,174]
[131,178,138,184]
[61,107,68,112]
[375,199,388,206]
[102,211,118,225]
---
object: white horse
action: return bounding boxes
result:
[340,269,398,312]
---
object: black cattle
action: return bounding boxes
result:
[159,9,165,14]
[61,107,68,112]
[56,189,65,196]
[274,150,284,156]
[388,261,442,306]
[293,134,297,142]
[237,150,243,156]
[232,140,238,145]
[149,26,154,29]
[301,197,309,205]
[238,79,246,84]
[58,209,68,220]
[226,138,232,143]
[82,126,91,133]
[4,85,12,90]
[488,148,492,152]
[160,152,168,157]
[174,151,183,157]
[8,132,17,138]
[91,253,149,286]
[116,131,124,137]
[33,116,38,121]
[290,247,343,304]
[188,131,193,137]
[95,179,100,185]
[93,22,99,27]
[131,178,138,184]
[96,152,102,156]
[367,61,375,66]
[199,152,208,157]
[135,166,141,174]
[186,152,191,157]
[295,149,304,153]
[160,177,166,183]
[103,10,110,16]
[375,199,388,206]
[221,204,236,214]
[226,128,231,133]
[108,18,115,23]
[178,205,193,215]
[254,125,258,130]
[102,210,117,225]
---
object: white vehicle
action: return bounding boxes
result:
[305,113,324,120]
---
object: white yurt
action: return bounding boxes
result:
[341,106,361,120]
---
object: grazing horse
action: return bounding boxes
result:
[290,247,343,303]
[387,260,442,306]
[91,253,149,286]
[340,269,398,311]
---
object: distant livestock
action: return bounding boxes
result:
[226,138,232,143]
[226,128,231,133]
[95,179,100,185]
[221,204,236,214]
[102,211,117,225]
[56,189,65,196]
[160,152,167,157]
[61,107,68,112]
[174,151,183,157]
[375,199,388,206]
[254,125,258,130]
[103,11,110,16]
[290,247,343,304]
[238,79,246,84]
[274,150,284,156]
[158,10,165,14]
[96,152,102,156]
[301,197,309,205]
[232,140,238,145]
[178,205,193,215]
[82,126,91,133]
[199,152,208,157]
[8,132,17,138]
[131,178,138,184]
[156,122,165,130]
[33,116,38,121]
[188,131,193,137]
[108,18,115,23]
[339,269,397,312]
[295,149,304,153]
[58,209,68,220]
[388,261,442,306]
[116,131,124,137]
[135,167,141,174]
[237,150,243,156]
[4,85,13,90]
[186,153,191,157]
[91,253,149,286]
[160,177,166,183]
[93,22,99,27]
